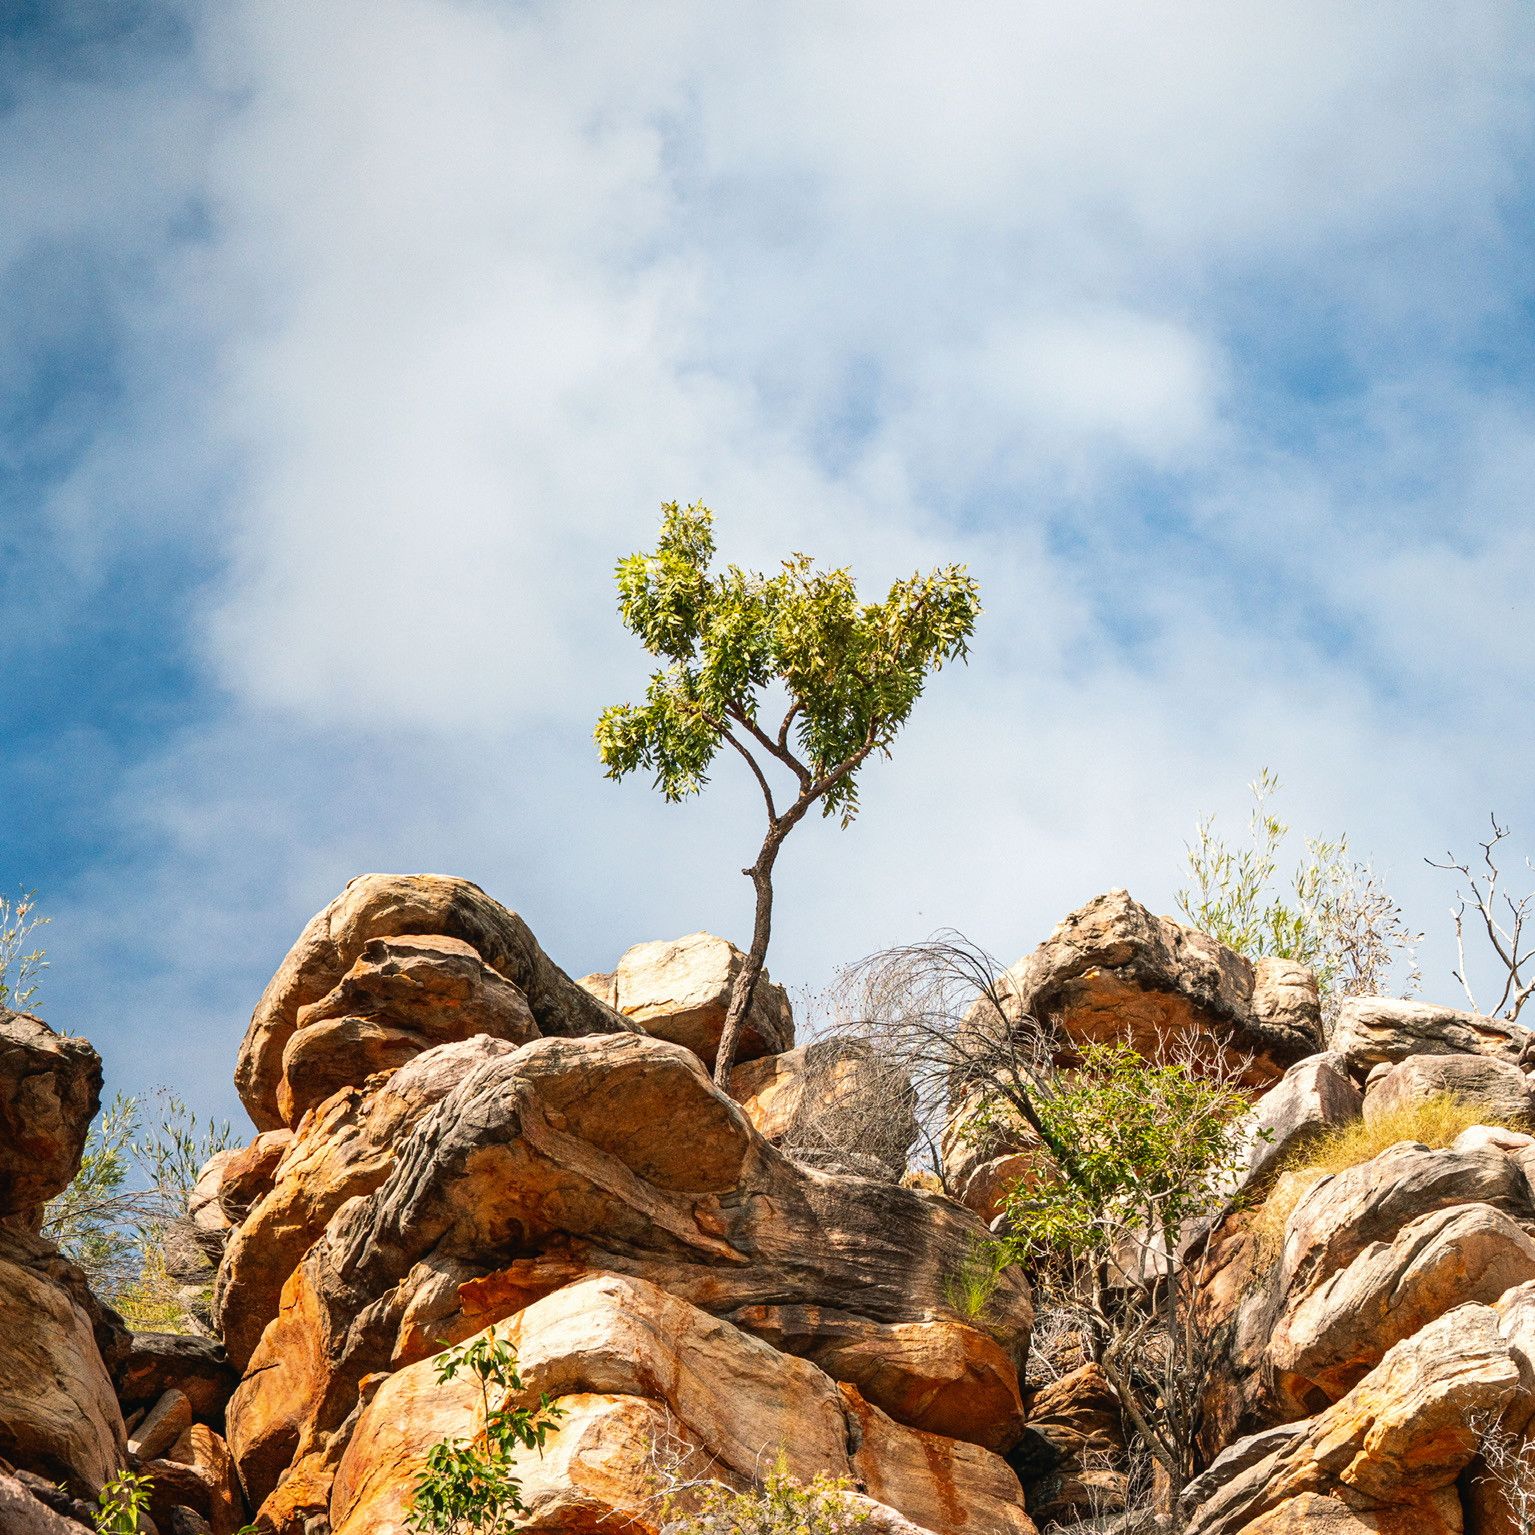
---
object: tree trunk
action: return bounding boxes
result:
[713,833,784,1088]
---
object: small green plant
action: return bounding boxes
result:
[1179,770,1420,1016]
[94,1470,153,1534]
[658,1454,869,1535]
[944,1236,1006,1322]
[407,1332,562,1534]
[0,888,49,1011]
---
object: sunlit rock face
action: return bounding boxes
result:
[5,874,1526,1535]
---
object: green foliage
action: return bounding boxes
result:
[595,502,980,827]
[943,1236,1006,1322]
[94,1470,153,1534]
[997,1043,1250,1267]
[1178,769,1419,1009]
[44,1091,237,1328]
[0,888,49,1011]
[659,1456,869,1535]
[408,1332,563,1535]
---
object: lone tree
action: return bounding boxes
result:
[595,501,980,1085]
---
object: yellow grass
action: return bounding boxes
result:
[1250,1092,1527,1263]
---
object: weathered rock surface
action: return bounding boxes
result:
[988,891,1320,1087]
[0,1469,94,1535]
[0,1011,102,1220]
[734,1304,1024,1450]
[729,1039,918,1176]
[1012,1363,1127,1526]
[236,874,635,1131]
[331,1276,1030,1535]
[0,1225,125,1495]
[226,1033,1029,1517]
[1328,997,1535,1074]
[214,1036,519,1368]
[1268,1203,1535,1413]
[1186,1305,1522,1535]
[117,1335,239,1429]
[1363,1051,1535,1126]
[1238,1051,1362,1194]
[589,931,795,1070]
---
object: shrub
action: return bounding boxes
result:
[1251,1092,1525,1259]
[94,1471,153,1534]
[44,1091,236,1331]
[407,1332,562,1535]
[0,888,48,1011]
[1179,770,1420,1019]
[658,1457,869,1535]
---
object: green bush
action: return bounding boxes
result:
[408,1333,562,1535]
[659,1458,869,1535]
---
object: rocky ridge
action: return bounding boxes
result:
[0,875,1533,1534]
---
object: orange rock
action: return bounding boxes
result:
[330,1277,1030,1535]
[235,874,633,1131]
[985,890,1320,1087]
[603,931,794,1070]
[841,1385,1034,1535]
[215,1036,518,1368]
[734,1304,1024,1451]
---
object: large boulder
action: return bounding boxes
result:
[585,931,795,1071]
[0,1226,125,1497]
[330,1275,1032,1535]
[235,875,635,1131]
[224,1033,1030,1516]
[1236,1051,1362,1195]
[1363,1052,1535,1127]
[215,1036,516,1369]
[0,1011,102,1221]
[1327,998,1535,1074]
[1267,1202,1535,1414]
[1185,1305,1523,1535]
[987,891,1320,1088]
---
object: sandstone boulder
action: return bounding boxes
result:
[0,1470,94,1535]
[0,1227,124,1495]
[278,934,542,1123]
[1185,1305,1522,1535]
[235,874,634,1131]
[117,1335,239,1429]
[1012,1363,1127,1526]
[734,1304,1024,1450]
[0,1011,102,1220]
[215,1036,518,1369]
[988,891,1319,1088]
[1238,1051,1361,1194]
[225,1034,1030,1512]
[597,932,794,1070]
[729,1039,918,1177]
[1268,1202,1535,1414]
[330,1275,1030,1535]
[1363,1051,1535,1126]
[1328,997,1535,1074]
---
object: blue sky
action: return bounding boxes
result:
[3,1,1534,1126]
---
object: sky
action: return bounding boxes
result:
[2,0,1534,1128]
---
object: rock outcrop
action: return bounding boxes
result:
[17,873,1535,1535]
[582,930,795,1070]
[235,873,636,1132]
[0,1011,102,1225]
[987,890,1321,1087]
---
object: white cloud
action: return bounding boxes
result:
[6,1,1535,1118]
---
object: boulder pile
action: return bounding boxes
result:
[3,874,1535,1535]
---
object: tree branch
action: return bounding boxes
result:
[719,729,777,823]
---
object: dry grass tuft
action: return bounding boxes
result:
[1250,1092,1527,1263]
